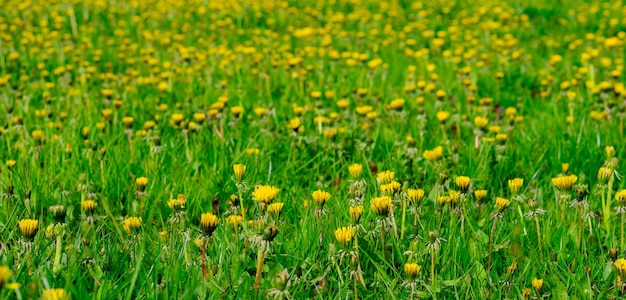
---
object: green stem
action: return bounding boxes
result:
[488,217,498,270]
[400,197,407,240]
[535,216,543,260]
[254,249,265,291]
[53,234,62,274]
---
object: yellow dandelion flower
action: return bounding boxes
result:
[0,265,20,290]
[551,175,577,191]
[381,181,401,195]
[407,188,425,204]
[42,288,69,300]
[532,278,543,292]
[123,217,141,234]
[312,190,331,207]
[371,196,392,216]
[226,215,244,227]
[252,185,280,204]
[350,205,363,223]
[335,226,356,246]
[404,263,421,279]
[81,200,97,214]
[267,202,285,216]
[616,258,626,277]
[508,178,523,194]
[436,111,450,123]
[474,116,488,128]
[349,164,363,178]
[474,190,487,201]
[200,213,219,235]
[18,219,38,239]
[495,197,510,212]
[455,176,471,192]
[423,146,444,161]
[376,170,395,184]
[233,164,246,182]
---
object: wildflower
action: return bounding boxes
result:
[6,160,16,169]
[267,202,285,216]
[49,205,66,223]
[200,213,219,236]
[437,195,450,206]
[616,190,626,203]
[349,164,363,178]
[370,196,392,216]
[496,133,508,142]
[312,190,331,207]
[171,113,184,125]
[263,225,279,242]
[551,175,577,191]
[436,111,450,123]
[495,197,510,212]
[455,176,471,192]
[42,288,69,300]
[376,170,395,184]
[407,189,425,204]
[32,130,45,142]
[123,217,141,234]
[233,164,246,182]
[193,113,207,123]
[598,167,612,181]
[381,181,401,195]
[226,215,244,228]
[18,219,38,239]
[288,118,301,131]
[562,163,569,174]
[167,198,186,211]
[532,278,543,292]
[350,205,363,223]
[246,148,260,156]
[252,185,279,204]
[0,266,20,290]
[231,106,244,118]
[122,117,134,128]
[404,263,421,279]
[136,177,149,191]
[616,258,626,277]
[335,226,356,246]
[606,146,616,158]
[508,178,523,194]
[423,146,443,161]
[474,190,487,201]
[81,200,97,214]
[474,117,488,128]
[388,98,405,110]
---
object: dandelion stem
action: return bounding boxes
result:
[607,176,615,233]
[430,246,436,289]
[621,212,625,251]
[53,234,62,274]
[254,249,265,291]
[577,206,583,249]
[488,217,498,270]
[535,216,543,259]
[127,134,133,163]
[381,226,387,262]
[401,197,407,239]
[201,244,207,281]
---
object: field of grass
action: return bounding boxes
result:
[1,0,626,298]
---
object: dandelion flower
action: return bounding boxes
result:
[376,170,395,184]
[252,185,280,204]
[532,278,543,292]
[455,176,471,192]
[267,202,285,216]
[350,205,363,223]
[312,190,331,207]
[495,197,510,212]
[200,213,219,236]
[508,178,523,194]
[423,146,443,161]
[123,217,141,234]
[335,226,356,246]
[371,196,392,216]
[226,215,243,228]
[407,188,425,204]
[18,219,38,239]
[551,175,577,191]
[349,164,363,178]
[474,190,487,201]
[233,164,246,182]
[404,263,421,279]
[42,288,69,300]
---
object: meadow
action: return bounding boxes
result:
[1,0,626,298]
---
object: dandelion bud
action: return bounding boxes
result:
[507,261,517,275]
[508,178,523,194]
[561,163,569,174]
[49,205,66,223]
[228,194,240,207]
[263,225,279,242]
[607,157,619,169]
[610,248,618,260]
[267,202,284,217]
[233,164,246,182]
[598,167,612,182]
[273,269,289,291]
[528,199,537,208]
[428,231,438,242]
[226,215,243,228]
[616,190,626,203]
[439,172,448,182]
[606,146,616,158]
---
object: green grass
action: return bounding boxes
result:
[1,0,626,299]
